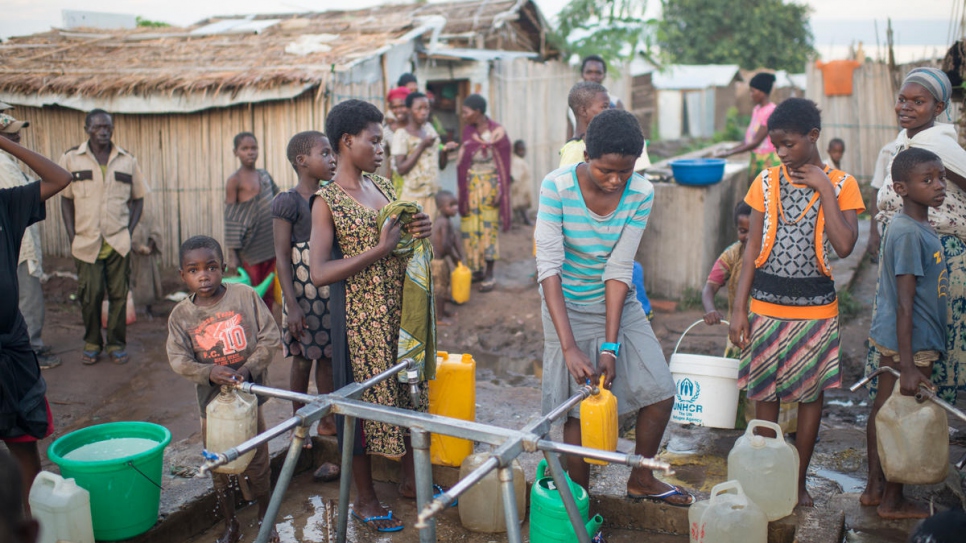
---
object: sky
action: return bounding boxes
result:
[1,0,959,55]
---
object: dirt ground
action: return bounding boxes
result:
[21,218,966,542]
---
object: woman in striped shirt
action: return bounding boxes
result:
[535,109,693,506]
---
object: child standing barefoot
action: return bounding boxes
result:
[864,148,949,520]
[536,109,694,506]
[273,131,340,481]
[167,236,281,543]
[729,98,865,507]
[309,100,434,533]
[430,190,463,325]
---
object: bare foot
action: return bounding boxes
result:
[877,497,930,520]
[216,518,241,543]
[436,317,453,327]
[317,416,337,437]
[313,462,341,482]
[859,480,883,507]
[626,474,694,506]
[798,487,814,508]
[398,481,416,499]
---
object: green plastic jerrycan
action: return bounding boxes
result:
[528,459,603,543]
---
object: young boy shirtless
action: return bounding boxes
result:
[431,190,464,324]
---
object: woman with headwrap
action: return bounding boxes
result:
[717,72,781,177]
[862,67,966,519]
[381,87,412,191]
[456,94,512,292]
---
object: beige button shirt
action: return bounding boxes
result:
[0,149,42,275]
[58,141,148,263]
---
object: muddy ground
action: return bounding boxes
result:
[19,219,966,542]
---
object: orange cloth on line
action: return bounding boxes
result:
[815,60,862,96]
[744,165,865,320]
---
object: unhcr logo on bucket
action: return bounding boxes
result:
[670,378,704,425]
[676,378,701,404]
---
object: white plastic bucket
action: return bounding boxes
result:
[669,320,740,429]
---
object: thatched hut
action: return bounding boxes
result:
[0,0,567,266]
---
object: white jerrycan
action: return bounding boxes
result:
[689,480,767,543]
[206,386,258,474]
[29,471,95,543]
[876,382,949,484]
[727,419,799,520]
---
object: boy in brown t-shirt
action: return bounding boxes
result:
[166,235,281,543]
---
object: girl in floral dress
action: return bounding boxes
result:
[309,100,433,533]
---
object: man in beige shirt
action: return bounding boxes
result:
[0,113,60,369]
[59,109,147,365]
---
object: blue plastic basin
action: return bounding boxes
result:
[669,158,726,186]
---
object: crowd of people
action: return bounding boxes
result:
[1,56,965,543]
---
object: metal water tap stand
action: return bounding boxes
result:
[851,366,966,469]
[199,359,673,543]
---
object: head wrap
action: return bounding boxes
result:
[749,72,776,94]
[463,94,487,115]
[387,86,411,103]
[903,67,952,105]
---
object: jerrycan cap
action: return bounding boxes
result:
[750,434,766,448]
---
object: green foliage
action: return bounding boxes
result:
[712,107,750,143]
[657,0,815,73]
[550,0,658,71]
[678,287,703,310]
[136,16,170,28]
[837,289,861,323]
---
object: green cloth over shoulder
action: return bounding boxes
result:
[377,200,437,381]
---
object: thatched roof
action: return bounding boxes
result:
[0,0,549,100]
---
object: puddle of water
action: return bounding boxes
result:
[472,351,541,386]
[814,468,865,493]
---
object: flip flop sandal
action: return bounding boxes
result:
[433,483,458,507]
[350,508,404,533]
[626,484,695,507]
[81,350,100,365]
[109,351,130,365]
[478,279,496,293]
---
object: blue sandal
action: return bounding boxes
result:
[433,483,458,507]
[626,484,694,507]
[350,508,404,533]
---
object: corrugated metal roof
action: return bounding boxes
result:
[422,47,538,61]
[652,65,741,90]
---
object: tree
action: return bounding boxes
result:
[658,0,815,73]
[551,0,658,70]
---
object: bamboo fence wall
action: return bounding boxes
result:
[805,61,962,184]
[15,79,391,267]
[490,57,574,201]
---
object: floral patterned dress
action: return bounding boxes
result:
[315,175,428,458]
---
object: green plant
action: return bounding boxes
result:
[550,0,659,73]
[837,289,862,323]
[657,0,815,73]
[712,107,749,143]
[136,16,170,28]
[678,287,703,310]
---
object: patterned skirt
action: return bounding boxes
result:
[738,313,840,403]
[281,242,333,361]
[460,161,501,274]
[864,233,966,403]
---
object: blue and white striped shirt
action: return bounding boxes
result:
[534,164,653,304]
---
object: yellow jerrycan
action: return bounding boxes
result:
[580,375,618,465]
[876,381,949,485]
[205,386,258,474]
[451,262,472,304]
[428,352,477,466]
